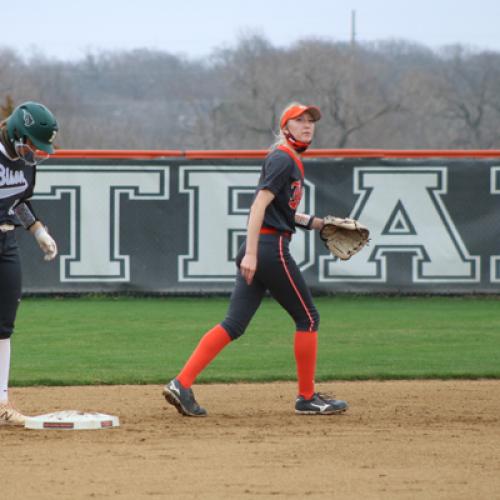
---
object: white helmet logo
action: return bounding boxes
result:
[48,130,57,143]
[23,110,35,127]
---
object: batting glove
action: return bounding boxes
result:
[34,226,58,261]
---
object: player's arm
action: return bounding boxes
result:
[295,213,325,231]
[13,201,58,261]
[240,189,275,285]
[28,221,58,261]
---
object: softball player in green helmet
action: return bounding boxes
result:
[0,101,59,426]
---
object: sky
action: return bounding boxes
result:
[3,0,500,61]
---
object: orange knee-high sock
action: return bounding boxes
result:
[294,331,318,400]
[177,324,232,388]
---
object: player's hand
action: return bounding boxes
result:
[34,226,58,261]
[240,254,257,285]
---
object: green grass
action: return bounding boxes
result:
[9,295,500,386]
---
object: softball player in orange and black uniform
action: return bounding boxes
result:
[164,103,348,416]
[0,102,58,426]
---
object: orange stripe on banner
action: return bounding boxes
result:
[184,150,267,159]
[51,149,184,159]
[50,149,500,160]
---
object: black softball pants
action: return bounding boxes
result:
[221,233,319,340]
[0,231,22,339]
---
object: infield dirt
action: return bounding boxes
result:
[3,380,500,499]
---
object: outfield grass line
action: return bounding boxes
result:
[10,296,500,385]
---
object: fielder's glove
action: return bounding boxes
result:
[34,226,58,261]
[320,215,370,260]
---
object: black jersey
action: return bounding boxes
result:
[0,144,37,225]
[256,146,304,233]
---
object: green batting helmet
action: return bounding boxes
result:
[6,101,58,154]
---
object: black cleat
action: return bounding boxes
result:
[295,392,348,415]
[163,378,207,417]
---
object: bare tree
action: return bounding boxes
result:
[3,39,500,149]
[428,47,500,147]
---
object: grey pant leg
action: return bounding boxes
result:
[259,236,319,332]
[0,233,22,339]
[221,271,266,340]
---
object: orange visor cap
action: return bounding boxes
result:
[280,105,321,129]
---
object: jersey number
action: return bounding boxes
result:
[289,180,302,210]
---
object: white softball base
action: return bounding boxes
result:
[24,410,120,430]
